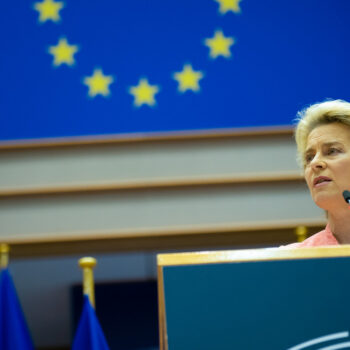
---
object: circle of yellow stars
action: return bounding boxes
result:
[33,0,241,107]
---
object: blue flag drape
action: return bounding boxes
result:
[0,268,34,350]
[72,295,110,350]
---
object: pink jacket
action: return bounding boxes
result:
[288,224,339,247]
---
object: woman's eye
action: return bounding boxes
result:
[305,154,313,163]
[328,147,340,155]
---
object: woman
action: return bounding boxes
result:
[290,99,350,247]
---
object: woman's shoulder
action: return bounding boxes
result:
[283,225,339,248]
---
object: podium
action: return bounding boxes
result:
[157,247,350,350]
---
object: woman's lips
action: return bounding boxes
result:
[313,176,332,187]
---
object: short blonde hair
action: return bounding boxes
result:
[295,99,350,166]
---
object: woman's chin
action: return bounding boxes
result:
[313,194,342,211]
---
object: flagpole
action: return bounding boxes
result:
[295,226,308,242]
[73,257,110,350]
[78,257,97,308]
[0,243,9,269]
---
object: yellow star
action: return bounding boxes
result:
[129,79,159,107]
[48,38,79,66]
[173,64,204,93]
[214,0,242,14]
[205,30,235,59]
[34,0,64,23]
[83,69,114,97]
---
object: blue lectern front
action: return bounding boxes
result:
[157,247,350,350]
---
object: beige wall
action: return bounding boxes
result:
[0,133,324,348]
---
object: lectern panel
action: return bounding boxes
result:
[158,248,350,350]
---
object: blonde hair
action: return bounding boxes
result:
[295,99,350,166]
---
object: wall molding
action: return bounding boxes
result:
[0,127,293,151]
[2,218,326,258]
[0,172,304,199]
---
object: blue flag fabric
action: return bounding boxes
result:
[0,269,34,350]
[72,295,110,350]
[1,0,350,142]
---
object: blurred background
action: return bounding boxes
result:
[1,0,349,348]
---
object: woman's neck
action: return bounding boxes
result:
[328,207,350,244]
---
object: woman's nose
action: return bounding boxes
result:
[311,154,326,170]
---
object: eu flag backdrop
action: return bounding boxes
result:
[1,0,350,142]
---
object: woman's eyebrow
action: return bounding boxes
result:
[307,141,341,150]
[322,141,343,147]
[305,141,342,155]
[304,146,314,155]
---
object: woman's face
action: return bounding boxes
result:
[304,123,350,211]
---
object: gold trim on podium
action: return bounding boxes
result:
[157,246,350,266]
[157,265,168,350]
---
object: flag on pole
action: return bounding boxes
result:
[0,268,34,350]
[72,295,110,350]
